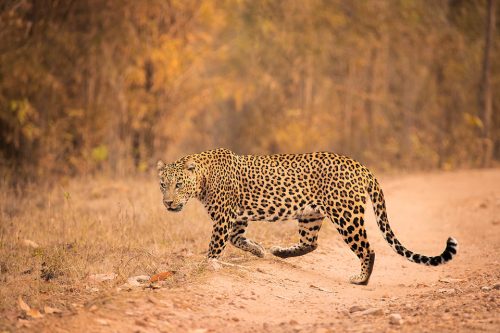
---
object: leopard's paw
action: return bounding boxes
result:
[349,274,369,285]
[250,243,265,258]
[206,258,222,271]
[269,246,289,258]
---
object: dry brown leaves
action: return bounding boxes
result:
[149,271,175,283]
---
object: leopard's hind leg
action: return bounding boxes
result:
[270,216,323,258]
[328,204,375,285]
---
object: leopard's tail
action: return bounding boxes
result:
[365,171,458,266]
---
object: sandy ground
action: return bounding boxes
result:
[25,169,500,332]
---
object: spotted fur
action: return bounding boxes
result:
[157,148,458,285]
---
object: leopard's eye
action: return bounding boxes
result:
[160,182,166,189]
[175,182,183,189]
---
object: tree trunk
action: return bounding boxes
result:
[364,47,378,152]
[479,0,496,167]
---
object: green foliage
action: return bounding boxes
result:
[464,113,484,129]
[91,145,109,163]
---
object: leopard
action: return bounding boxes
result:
[157,148,458,285]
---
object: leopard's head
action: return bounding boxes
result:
[157,158,199,212]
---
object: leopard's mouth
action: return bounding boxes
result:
[167,204,184,212]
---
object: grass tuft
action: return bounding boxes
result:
[0,175,306,330]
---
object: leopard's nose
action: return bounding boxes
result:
[163,199,173,207]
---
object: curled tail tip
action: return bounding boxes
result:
[447,237,459,253]
[439,236,458,264]
[415,237,458,266]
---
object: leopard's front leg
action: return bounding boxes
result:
[207,206,235,259]
[207,221,231,259]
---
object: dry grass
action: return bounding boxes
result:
[0,175,300,329]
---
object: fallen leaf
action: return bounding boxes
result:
[22,239,39,248]
[27,308,44,319]
[18,297,30,312]
[18,297,44,319]
[353,308,384,316]
[437,288,456,294]
[96,318,109,326]
[16,319,31,328]
[149,271,175,282]
[310,284,335,293]
[44,305,62,314]
[439,278,464,284]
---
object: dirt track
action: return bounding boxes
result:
[36,169,500,332]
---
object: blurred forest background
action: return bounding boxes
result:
[0,0,498,182]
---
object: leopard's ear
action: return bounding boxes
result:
[185,160,196,172]
[157,160,166,171]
